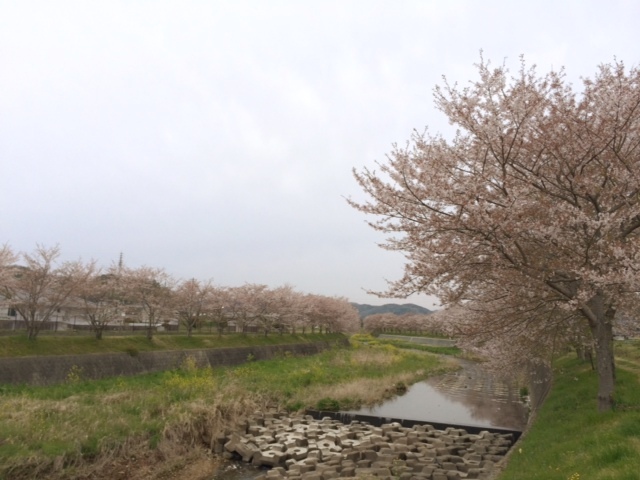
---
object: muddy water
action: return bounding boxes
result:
[344,359,529,431]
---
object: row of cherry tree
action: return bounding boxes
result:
[0,244,360,340]
[363,312,448,337]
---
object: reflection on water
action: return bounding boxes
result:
[345,361,528,430]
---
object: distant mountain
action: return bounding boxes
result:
[351,302,433,318]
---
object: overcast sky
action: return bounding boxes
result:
[1,1,638,309]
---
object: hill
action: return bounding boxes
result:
[351,302,433,318]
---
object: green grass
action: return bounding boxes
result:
[0,332,342,357]
[497,340,640,480]
[379,338,461,356]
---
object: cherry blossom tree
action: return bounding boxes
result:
[287,292,311,334]
[0,245,17,323]
[363,311,447,336]
[274,285,304,334]
[363,313,394,333]
[262,285,300,335]
[251,284,279,336]
[326,296,360,333]
[174,278,214,337]
[77,263,126,339]
[0,244,16,270]
[207,286,231,337]
[223,284,305,335]
[225,284,259,334]
[300,294,327,333]
[350,58,640,411]
[1,245,94,340]
[123,266,176,340]
[302,294,360,333]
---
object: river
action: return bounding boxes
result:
[344,358,529,431]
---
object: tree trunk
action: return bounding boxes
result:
[575,343,595,369]
[594,319,615,412]
[585,294,616,412]
[26,316,40,340]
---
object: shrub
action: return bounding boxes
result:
[66,365,84,384]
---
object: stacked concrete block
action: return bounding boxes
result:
[221,412,514,479]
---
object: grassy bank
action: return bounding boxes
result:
[0,332,341,357]
[497,340,640,480]
[375,337,461,356]
[0,338,455,479]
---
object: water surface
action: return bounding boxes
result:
[345,360,528,430]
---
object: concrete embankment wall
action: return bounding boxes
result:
[0,340,346,386]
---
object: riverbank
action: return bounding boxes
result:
[6,335,636,479]
[495,340,640,480]
[0,340,345,386]
[0,338,455,479]
[374,335,640,479]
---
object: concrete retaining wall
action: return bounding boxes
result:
[0,340,345,386]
